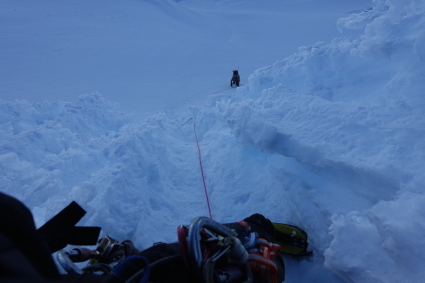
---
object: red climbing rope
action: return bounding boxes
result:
[213,87,233,94]
[193,122,213,220]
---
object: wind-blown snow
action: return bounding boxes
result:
[1,0,425,282]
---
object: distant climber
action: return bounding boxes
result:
[231,69,240,87]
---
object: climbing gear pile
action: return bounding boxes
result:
[57,214,311,282]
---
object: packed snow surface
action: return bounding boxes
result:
[1,0,425,282]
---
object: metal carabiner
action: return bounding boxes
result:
[187,217,237,278]
[57,250,84,274]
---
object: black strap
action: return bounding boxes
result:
[38,201,101,253]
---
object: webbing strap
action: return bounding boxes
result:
[37,201,101,252]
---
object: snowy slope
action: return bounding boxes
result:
[0,0,369,119]
[1,0,425,283]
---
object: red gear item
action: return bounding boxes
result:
[247,238,281,283]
